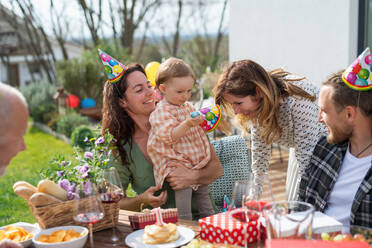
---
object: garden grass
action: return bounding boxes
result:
[0,123,136,226]
[0,123,75,226]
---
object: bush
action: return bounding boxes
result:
[19,80,57,123]
[47,112,61,131]
[71,125,94,149]
[56,112,90,138]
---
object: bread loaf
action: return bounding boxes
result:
[30,192,63,207]
[13,181,37,193]
[37,179,68,201]
[14,186,36,201]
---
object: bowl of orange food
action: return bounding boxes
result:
[0,222,39,248]
[32,226,88,248]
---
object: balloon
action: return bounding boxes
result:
[365,54,372,65]
[66,94,80,108]
[346,72,357,84]
[205,112,215,121]
[357,68,369,80]
[81,98,96,109]
[355,78,368,86]
[352,64,361,74]
[145,61,161,87]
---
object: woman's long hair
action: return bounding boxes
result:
[214,60,316,145]
[101,63,146,165]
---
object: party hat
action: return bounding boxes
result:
[190,105,222,133]
[342,47,372,91]
[98,49,127,83]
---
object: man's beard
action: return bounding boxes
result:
[326,124,352,144]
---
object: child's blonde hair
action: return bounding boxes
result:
[155,57,195,87]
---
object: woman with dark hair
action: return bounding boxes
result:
[100,50,222,211]
[214,59,327,200]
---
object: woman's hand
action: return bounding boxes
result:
[166,165,197,191]
[140,185,167,208]
[0,239,22,248]
[166,146,222,191]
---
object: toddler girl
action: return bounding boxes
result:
[147,57,215,220]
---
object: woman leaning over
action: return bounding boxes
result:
[214,60,326,200]
[100,53,222,211]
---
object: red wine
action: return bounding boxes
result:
[100,192,124,203]
[231,209,259,223]
[245,200,269,211]
[74,212,104,224]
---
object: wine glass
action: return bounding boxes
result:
[73,181,104,248]
[228,180,252,248]
[97,167,125,245]
[229,175,274,247]
[244,173,274,241]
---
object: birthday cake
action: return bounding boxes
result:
[143,223,180,244]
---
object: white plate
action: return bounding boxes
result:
[125,226,195,248]
[0,222,40,248]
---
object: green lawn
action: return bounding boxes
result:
[0,124,75,226]
[0,123,136,226]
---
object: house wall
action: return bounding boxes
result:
[1,43,83,86]
[229,0,359,85]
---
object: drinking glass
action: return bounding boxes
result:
[263,200,315,240]
[228,180,253,248]
[229,174,274,246]
[244,173,274,241]
[97,167,125,245]
[73,181,104,248]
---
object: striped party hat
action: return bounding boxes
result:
[342,47,372,91]
[98,49,127,84]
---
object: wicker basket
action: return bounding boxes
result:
[28,199,119,232]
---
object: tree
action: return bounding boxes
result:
[50,0,70,60]
[77,0,103,47]
[0,0,57,84]
[118,0,160,55]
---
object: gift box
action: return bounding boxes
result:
[128,208,178,230]
[198,211,260,246]
[312,211,343,239]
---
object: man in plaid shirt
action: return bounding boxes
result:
[298,66,372,232]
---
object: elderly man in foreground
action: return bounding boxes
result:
[0,82,29,248]
[298,48,372,233]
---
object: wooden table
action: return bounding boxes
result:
[87,210,265,248]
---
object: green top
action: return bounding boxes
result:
[110,141,176,209]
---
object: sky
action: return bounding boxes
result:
[1,0,229,41]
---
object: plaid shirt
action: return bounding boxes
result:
[298,136,372,229]
[148,100,211,187]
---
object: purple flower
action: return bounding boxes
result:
[57,171,64,177]
[84,152,93,159]
[58,179,70,191]
[67,183,76,200]
[84,181,92,195]
[67,191,76,200]
[82,171,90,178]
[61,161,66,167]
[79,163,91,174]
[95,137,105,146]
[84,137,89,142]
[68,182,76,193]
